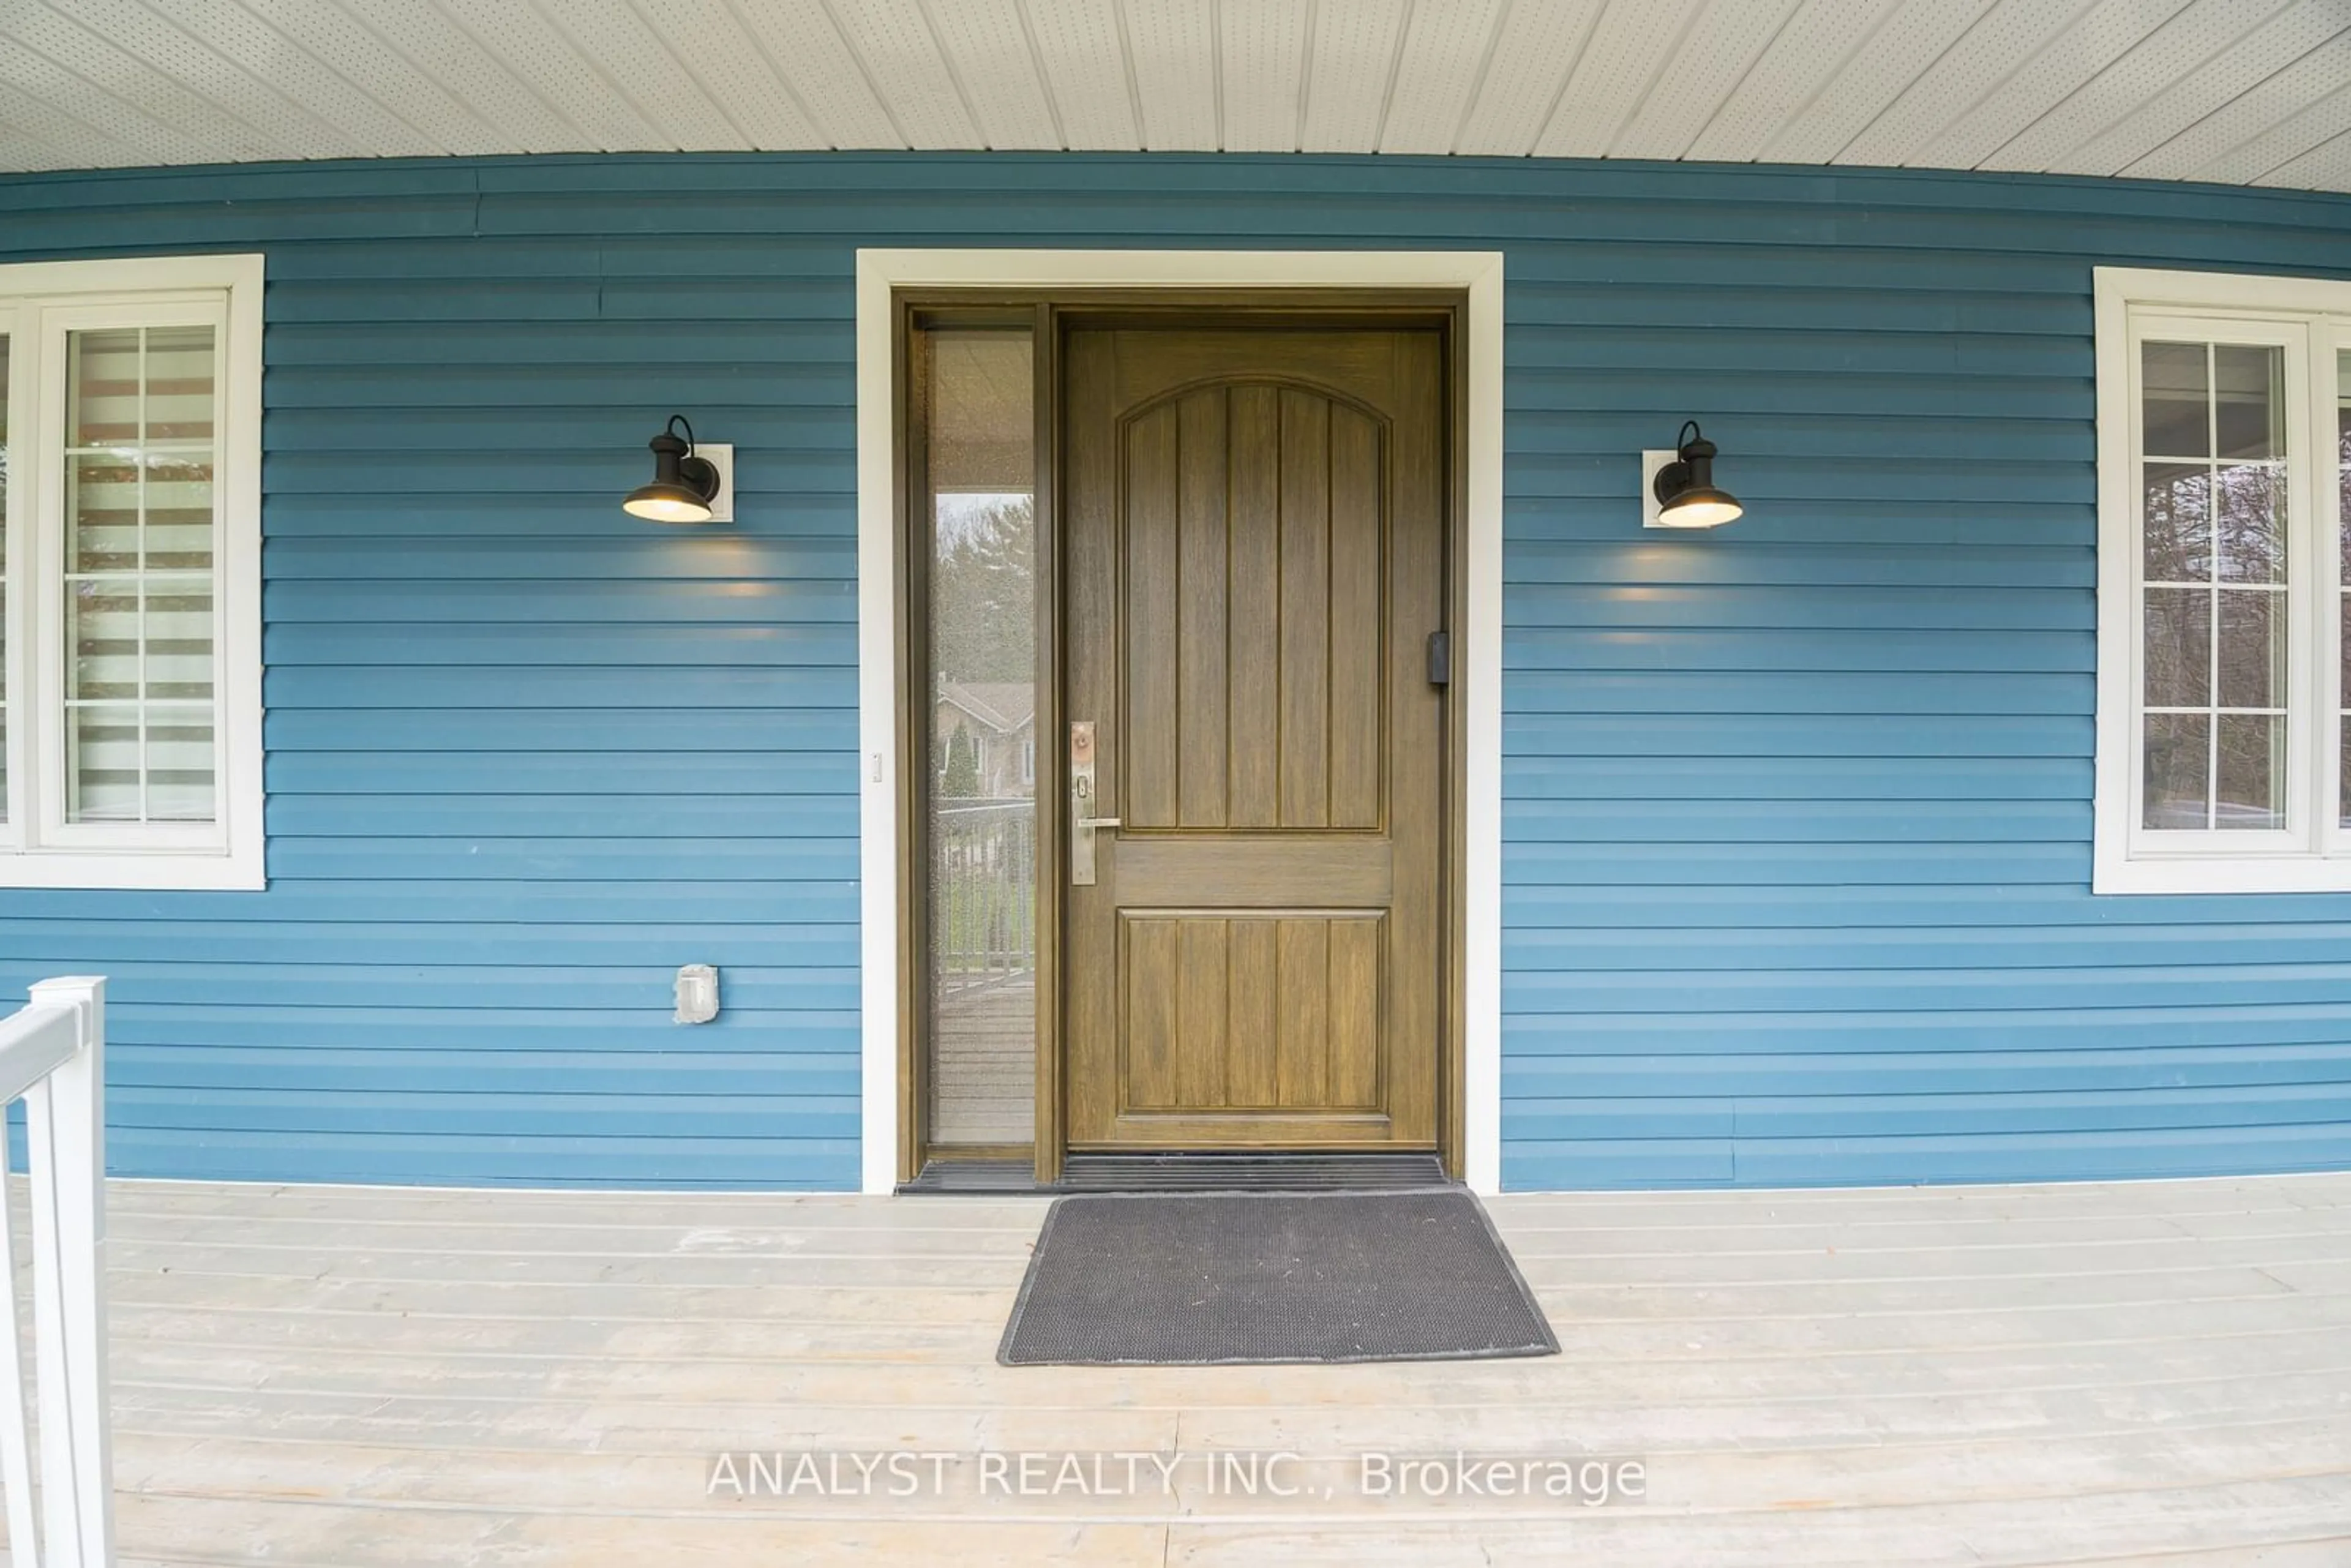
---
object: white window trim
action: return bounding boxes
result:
[2094,266,2351,895]
[854,249,1505,1193]
[0,253,265,891]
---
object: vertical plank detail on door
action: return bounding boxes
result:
[1124,403,1179,830]
[1275,917,1330,1106]
[1227,917,1280,1106]
[1122,917,1180,1108]
[1328,917,1384,1107]
[1278,390,1331,829]
[1329,404,1385,830]
[1175,918,1232,1106]
[1176,391,1230,828]
[1228,386,1282,829]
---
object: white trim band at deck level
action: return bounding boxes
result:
[853,249,1506,1195]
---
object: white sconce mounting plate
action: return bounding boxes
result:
[694,443,735,522]
[1640,449,1679,529]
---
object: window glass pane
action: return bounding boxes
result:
[925,329,1035,1147]
[2142,463,2209,581]
[65,707,140,823]
[145,457,215,571]
[2214,462,2285,583]
[2214,343,2284,460]
[2143,713,2210,830]
[142,326,217,440]
[144,579,215,699]
[145,708,215,822]
[2216,714,2283,830]
[66,329,140,445]
[2143,587,2210,707]
[63,325,219,825]
[66,581,138,699]
[2216,591,2283,710]
[67,454,139,571]
[2142,342,2210,457]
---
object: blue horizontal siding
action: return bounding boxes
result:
[0,151,2348,1190]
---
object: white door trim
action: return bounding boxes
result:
[855,249,1505,1194]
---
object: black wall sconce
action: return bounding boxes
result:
[1644,421,1743,530]
[623,415,733,523]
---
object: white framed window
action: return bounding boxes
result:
[2094,268,2351,893]
[0,255,264,890]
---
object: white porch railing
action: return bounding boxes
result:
[0,978,113,1567]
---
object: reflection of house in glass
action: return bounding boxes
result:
[929,680,1038,1143]
[934,681,1035,799]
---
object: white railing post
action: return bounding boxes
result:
[22,977,113,1568]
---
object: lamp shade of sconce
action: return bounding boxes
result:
[1649,421,1743,529]
[623,415,722,523]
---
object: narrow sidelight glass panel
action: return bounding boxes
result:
[2143,713,2211,830]
[2142,342,2210,457]
[923,329,1037,1148]
[63,324,220,825]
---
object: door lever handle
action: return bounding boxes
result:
[1074,816,1121,830]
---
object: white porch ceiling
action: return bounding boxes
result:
[1,0,2349,192]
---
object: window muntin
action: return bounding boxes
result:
[0,255,262,890]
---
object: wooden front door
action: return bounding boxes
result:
[1062,321,1447,1150]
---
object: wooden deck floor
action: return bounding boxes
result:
[40,1171,2351,1565]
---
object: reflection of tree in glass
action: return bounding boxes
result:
[942,722,980,798]
[933,497,1033,684]
[2212,463,2283,583]
[2142,589,2208,707]
[2214,715,2280,822]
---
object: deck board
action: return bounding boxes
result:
[10,1172,2350,1564]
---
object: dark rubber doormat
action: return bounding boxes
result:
[997,1190,1558,1365]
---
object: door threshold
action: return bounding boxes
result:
[1056,1151,1451,1193]
[898,1158,1041,1195]
[901,1151,1455,1195]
